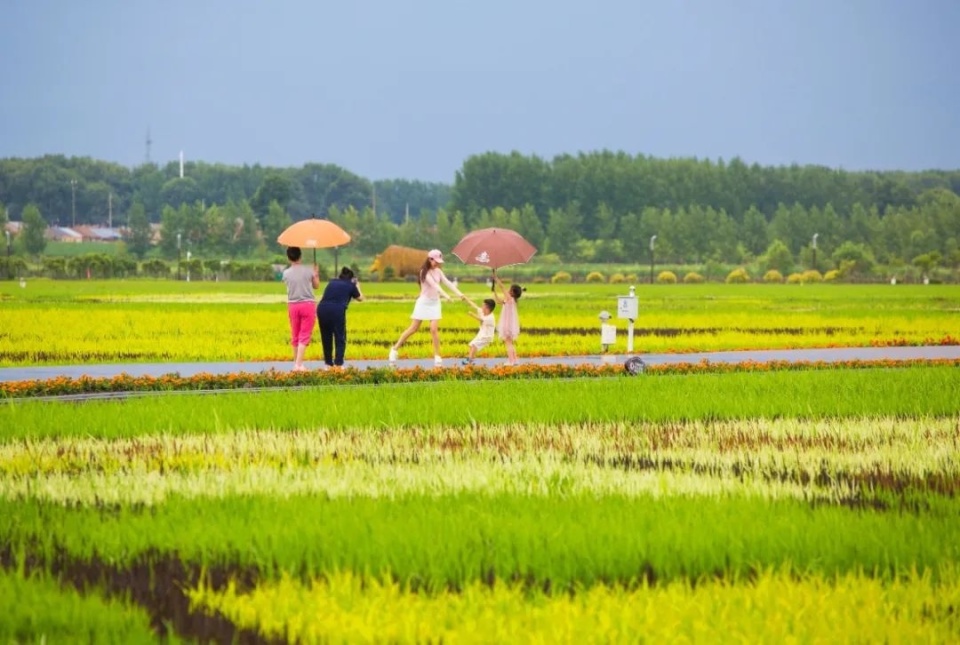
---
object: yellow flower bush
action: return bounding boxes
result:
[656,270,677,284]
[726,267,751,283]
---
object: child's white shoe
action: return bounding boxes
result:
[434,355,443,367]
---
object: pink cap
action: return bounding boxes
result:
[428,249,444,263]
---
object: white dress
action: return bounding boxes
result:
[410,268,460,321]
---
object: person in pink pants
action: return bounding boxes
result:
[282,246,320,371]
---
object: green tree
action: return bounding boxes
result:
[159,177,200,209]
[202,203,232,256]
[125,201,152,259]
[398,211,436,249]
[132,163,165,220]
[912,252,941,277]
[355,207,394,255]
[762,239,794,274]
[740,206,769,256]
[231,200,260,258]
[832,241,876,278]
[436,208,465,252]
[251,173,293,223]
[593,202,617,240]
[262,200,292,254]
[707,208,738,262]
[545,202,582,259]
[158,204,192,259]
[517,204,545,252]
[21,203,47,259]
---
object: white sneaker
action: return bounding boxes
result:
[388,348,398,363]
[434,355,443,367]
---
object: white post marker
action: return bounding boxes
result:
[617,285,639,353]
[598,310,617,363]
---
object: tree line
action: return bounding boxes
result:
[446,151,959,271]
[1,152,958,275]
[0,155,450,228]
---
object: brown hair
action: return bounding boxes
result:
[417,257,433,285]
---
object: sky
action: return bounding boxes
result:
[1,0,958,183]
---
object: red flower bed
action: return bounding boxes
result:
[1,358,958,399]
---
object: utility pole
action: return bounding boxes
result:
[649,235,657,284]
[70,179,77,228]
[108,193,113,229]
[811,233,819,271]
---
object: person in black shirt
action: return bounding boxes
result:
[316,267,364,367]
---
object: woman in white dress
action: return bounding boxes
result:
[388,249,465,367]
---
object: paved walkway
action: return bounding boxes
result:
[1,346,957,383]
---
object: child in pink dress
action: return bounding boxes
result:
[493,271,524,366]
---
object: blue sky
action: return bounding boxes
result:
[1,0,957,182]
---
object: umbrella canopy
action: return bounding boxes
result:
[451,227,537,269]
[277,218,351,249]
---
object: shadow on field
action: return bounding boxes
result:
[0,545,274,644]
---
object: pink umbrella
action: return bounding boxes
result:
[451,228,537,270]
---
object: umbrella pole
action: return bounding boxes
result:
[334,247,339,276]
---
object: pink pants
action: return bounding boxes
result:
[288,301,316,346]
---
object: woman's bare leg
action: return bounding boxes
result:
[293,343,308,370]
[393,320,422,350]
[429,320,441,356]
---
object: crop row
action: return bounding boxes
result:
[188,568,960,644]
[1,417,955,507]
[2,283,958,365]
[4,494,958,590]
[0,569,160,644]
[3,366,958,441]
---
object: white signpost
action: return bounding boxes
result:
[617,286,639,353]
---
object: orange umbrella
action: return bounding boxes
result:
[451,227,537,270]
[277,217,351,249]
[277,216,351,273]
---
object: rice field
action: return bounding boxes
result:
[0,280,958,365]
[1,280,958,641]
[1,367,959,642]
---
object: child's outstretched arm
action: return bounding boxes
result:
[492,270,509,301]
[462,294,479,309]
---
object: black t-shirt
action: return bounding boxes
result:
[319,278,361,310]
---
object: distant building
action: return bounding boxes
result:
[45,226,83,243]
[74,225,123,242]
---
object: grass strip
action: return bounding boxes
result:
[189,567,960,644]
[2,366,958,441]
[0,569,162,644]
[4,494,958,589]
